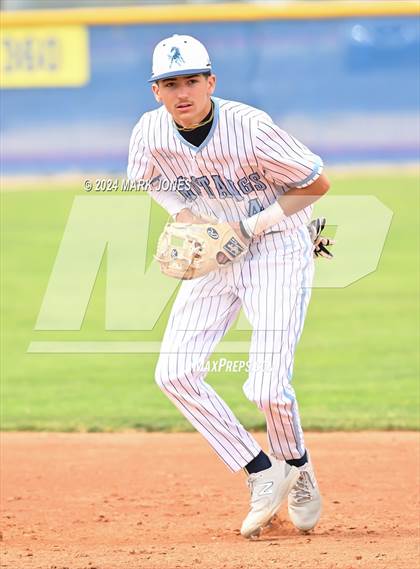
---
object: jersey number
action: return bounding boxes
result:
[248,198,263,216]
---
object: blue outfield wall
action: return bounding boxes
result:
[1,16,419,174]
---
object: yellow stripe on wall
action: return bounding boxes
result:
[2,1,420,27]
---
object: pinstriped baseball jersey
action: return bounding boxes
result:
[128,94,322,473]
[127,97,323,230]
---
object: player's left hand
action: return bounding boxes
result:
[307,217,335,259]
[155,220,249,279]
[229,222,251,243]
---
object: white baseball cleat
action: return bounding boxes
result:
[240,460,300,538]
[288,453,322,532]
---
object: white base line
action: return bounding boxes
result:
[27,341,251,354]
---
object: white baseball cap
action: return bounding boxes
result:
[149,34,212,82]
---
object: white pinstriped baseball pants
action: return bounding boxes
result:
[155,225,314,472]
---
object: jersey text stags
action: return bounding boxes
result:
[127,97,323,232]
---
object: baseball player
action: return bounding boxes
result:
[128,35,332,538]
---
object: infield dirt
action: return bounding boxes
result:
[1,432,419,569]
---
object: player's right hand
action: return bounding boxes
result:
[307,217,335,259]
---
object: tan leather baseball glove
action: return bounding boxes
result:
[155,221,248,279]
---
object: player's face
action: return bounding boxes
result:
[152,74,216,128]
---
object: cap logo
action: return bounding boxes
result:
[168,47,185,68]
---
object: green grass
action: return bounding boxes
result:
[1,172,419,431]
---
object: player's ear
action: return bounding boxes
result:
[207,74,216,95]
[152,83,162,103]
